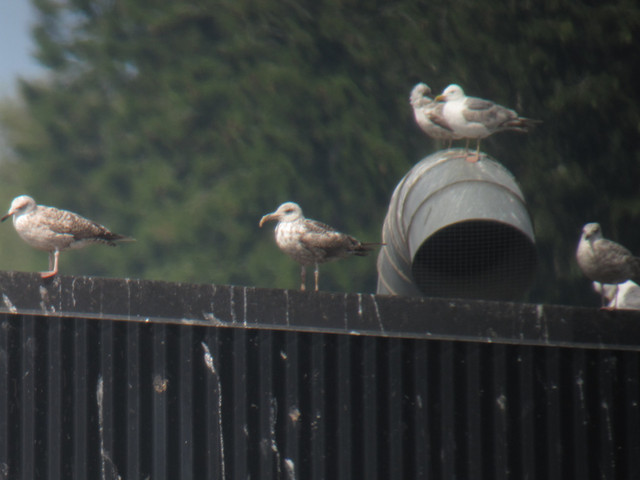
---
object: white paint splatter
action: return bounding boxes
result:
[203,312,224,326]
[230,287,237,323]
[2,294,17,313]
[243,286,248,326]
[284,458,296,480]
[97,376,122,480]
[270,397,283,477]
[288,406,301,423]
[201,342,226,480]
[370,294,384,332]
[496,393,507,411]
[576,371,585,407]
[70,277,78,307]
[602,401,613,443]
[39,285,55,312]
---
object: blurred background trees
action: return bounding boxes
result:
[1,0,638,305]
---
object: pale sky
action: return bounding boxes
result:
[0,2,44,97]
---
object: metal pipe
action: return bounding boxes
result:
[377,150,537,300]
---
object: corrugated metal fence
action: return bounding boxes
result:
[1,316,639,479]
[1,273,640,479]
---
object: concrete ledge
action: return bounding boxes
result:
[1,270,640,350]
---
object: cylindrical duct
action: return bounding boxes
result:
[377,149,537,300]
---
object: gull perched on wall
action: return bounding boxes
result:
[434,84,540,162]
[259,202,379,291]
[593,280,640,310]
[576,222,640,307]
[1,195,133,279]
[409,83,460,148]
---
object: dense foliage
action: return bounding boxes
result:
[1,0,639,305]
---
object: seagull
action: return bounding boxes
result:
[259,202,379,291]
[593,281,640,310]
[576,222,640,307]
[1,195,133,278]
[409,83,460,148]
[434,84,540,162]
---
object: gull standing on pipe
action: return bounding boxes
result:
[409,82,460,149]
[434,84,540,162]
[576,222,640,308]
[259,202,380,291]
[1,195,134,278]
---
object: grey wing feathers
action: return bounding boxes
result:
[463,97,540,132]
[595,239,640,284]
[300,219,366,258]
[465,97,496,111]
[427,104,456,132]
[42,207,128,245]
[595,239,634,264]
[463,103,516,127]
[304,219,337,236]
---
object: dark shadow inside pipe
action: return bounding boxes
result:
[411,220,537,301]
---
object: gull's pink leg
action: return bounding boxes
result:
[314,264,319,291]
[460,138,469,160]
[467,140,480,163]
[300,265,306,291]
[41,250,59,278]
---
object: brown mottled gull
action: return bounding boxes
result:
[1,195,133,278]
[409,82,460,148]
[434,84,540,162]
[576,222,640,307]
[259,202,379,291]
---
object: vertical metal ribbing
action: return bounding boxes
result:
[3,312,640,479]
[463,342,484,480]
[596,350,617,479]
[569,349,590,480]
[125,322,141,480]
[232,329,248,480]
[99,318,117,480]
[336,334,353,480]
[387,338,404,480]
[0,317,8,480]
[515,346,537,480]
[152,323,168,480]
[310,333,326,480]
[21,316,36,479]
[542,348,564,480]
[284,331,300,480]
[202,328,224,480]
[411,338,431,480]
[489,344,509,480]
[362,336,379,480]
[258,330,275,480]
[439,341,456,479]
[178,325,194,480]
[46,318,63,480]
[621,351,640,479]
[72,317,89,478]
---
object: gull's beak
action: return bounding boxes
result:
[259,212,278,228]
[1,212,13,222]
[434,94,445,102]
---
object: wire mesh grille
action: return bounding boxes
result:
[411,220,537,300]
